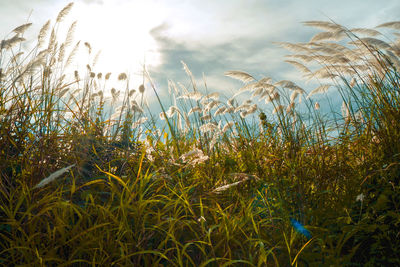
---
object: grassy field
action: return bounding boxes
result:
[1,3,400,266]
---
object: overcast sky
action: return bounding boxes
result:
[1,0,399,112]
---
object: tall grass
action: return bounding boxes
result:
[1,3,399,266]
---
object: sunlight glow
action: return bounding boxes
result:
[71,0,165,84]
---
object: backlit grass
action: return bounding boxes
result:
[1,3,399,266]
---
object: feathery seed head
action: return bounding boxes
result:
[118,73,127,80]
[38,20,51,46]
[65,21,77,47]
[138,84,145,93]
[227,97,235,107]
[188,106,202,116]
[224,70,255,83]
[13,23,32,35]
[129,89,136,97]
[356,193,364,202]
[222,122,234,133]
[307,84,331,99]
[302,20,343,32]
[1,35,25,49]
[376,21,400,30]
[34,164,75,189]
[206,92,220,100]
[273,105,284,114]
[84,42,92,54]
[286,102,295,113]
[205,100,219,111]
[180,147,208,166]
[178,91,203,101]
[133,117,148,128]
[341,101,350,122]
[74,70,80,81]
[240,111,249,118]
[224,107,235,114]
[290,91,299,103]
[214,106,226,116]
[165,106,180,118]
[200,114,212,121]
[200,122,218,133]
[56,2,74,23]
[350,78,357,87]
[234,103,251,113]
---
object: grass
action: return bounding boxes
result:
[1,3,400,266]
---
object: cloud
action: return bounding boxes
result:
[80,0,104,5]
[148,19,304,102]
[147,0,400,98]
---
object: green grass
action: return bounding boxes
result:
[1,3,400,266]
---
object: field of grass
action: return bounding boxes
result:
[1,3,400,266]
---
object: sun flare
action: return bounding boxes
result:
[70,1,164,84]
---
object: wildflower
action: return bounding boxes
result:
[290,218,311,239]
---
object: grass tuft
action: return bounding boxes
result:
[1,3,400,266]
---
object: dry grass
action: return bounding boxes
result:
[0,3,399,266]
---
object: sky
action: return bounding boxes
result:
[1,0,400,114]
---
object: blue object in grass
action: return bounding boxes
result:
[290,218,311,239]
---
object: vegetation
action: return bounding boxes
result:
[1,3,399,266]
